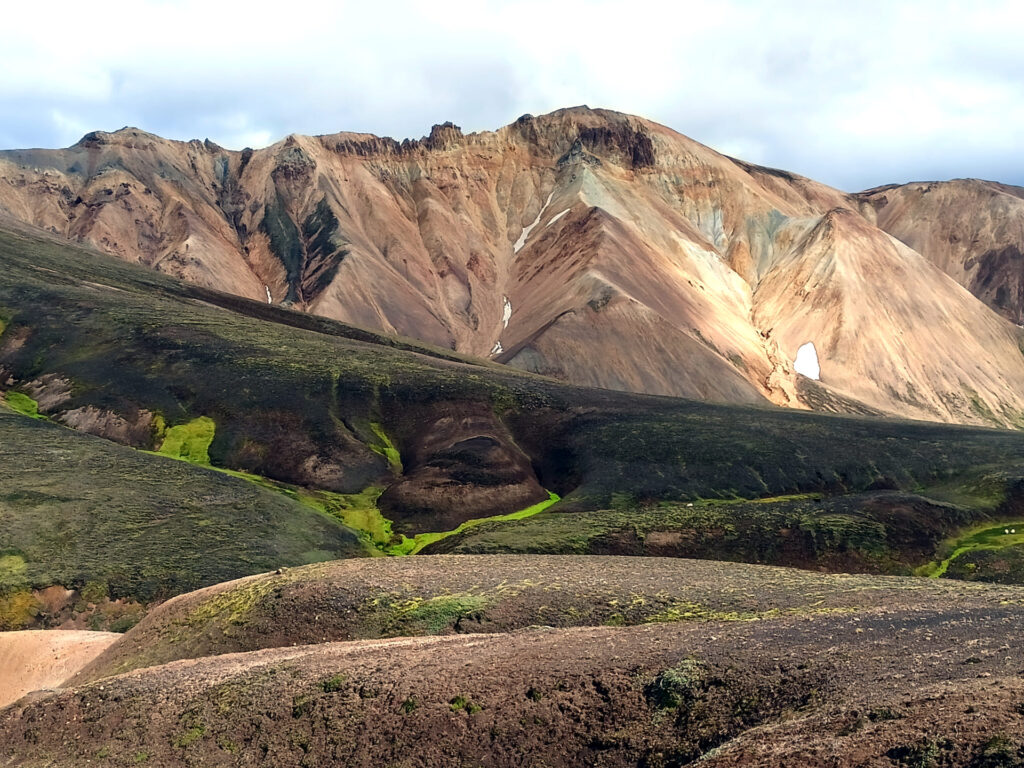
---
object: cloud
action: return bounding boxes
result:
[1,0,1022,190]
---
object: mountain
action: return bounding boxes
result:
[859,178,1024,324]
[3,108,1024,427]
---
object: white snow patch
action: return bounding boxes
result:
[794,342,821,380]
[513,191,554,254]
[265,285,272,304]
[546,209,570,227]
[491,341,504,355]
[502,296,512,328]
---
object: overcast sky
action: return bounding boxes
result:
[2,0,1021,191]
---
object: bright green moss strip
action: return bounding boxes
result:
[369,422,402,473]
[157,417,216,465]
[919,521,1024,578]
[396,491,561,556]
[5,392,43,419]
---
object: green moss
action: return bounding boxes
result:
[919,521,1024,578]
[0,588,38,629]
[320,674,346,693]
[5,392,42,419]
[374,592,490,635]
[369,422,402,473]
[0,554,28,592]
[184,575,279,628]
[400,491,561,555]
[157,417,216,465]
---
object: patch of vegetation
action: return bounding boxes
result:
[887,738,951,768]
[400,697,418,714]
[449,695,482,714]
[0,412,366,604]
[644,659,707,710]
[409,491,561,555]
[369,422,402,473]
[5,391,43,419]
[433,491,978,576]
[919,521,1024,578]
[157,416,216,465]
[320,674,346,693]
[375,592,490,635]
[971,735,1024,768]
[0,587,39,629]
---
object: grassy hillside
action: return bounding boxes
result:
[0,409,368,622]
[2,223,1024,587]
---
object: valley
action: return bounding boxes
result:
[2,107,1024,766]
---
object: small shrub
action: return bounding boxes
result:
[450,695,482,714]
[320,674,346,693]
[887,739,949,768]
[644,659,706,710]
[971,735,1024,768]
[401,697,418,714]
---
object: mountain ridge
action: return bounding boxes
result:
[2,107,1023,426]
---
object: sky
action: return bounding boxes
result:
[2,0,1022,191]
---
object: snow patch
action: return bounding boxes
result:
[794,342,820,380]
[265,285,272,304]
[491,341,504,355]
[547,209,570,227]
[502,296,512,329]
[513,191,554,254]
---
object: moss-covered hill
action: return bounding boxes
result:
[3,222,1024,599]
[0,409,368,628]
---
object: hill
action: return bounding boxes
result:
[3,556,1024,767]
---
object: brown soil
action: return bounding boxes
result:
[74,555,1024,685]
[3,557,1024,766]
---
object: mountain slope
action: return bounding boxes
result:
[859,179,1024,324]
[3,109,1024,425]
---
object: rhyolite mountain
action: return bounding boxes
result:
[2,107,1024,427]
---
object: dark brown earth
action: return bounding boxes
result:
[71,555,1024,685]
[3,601,1024,767]
[3,556,1024,767]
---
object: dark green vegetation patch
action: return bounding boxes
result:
[0,412,367,603]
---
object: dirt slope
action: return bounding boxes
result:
[860,178,1024,324]
[3,589,1024,766]
[3,109,1024,425]
[0,630,118,708]
[76,554,1024,684]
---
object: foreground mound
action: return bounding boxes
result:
[4,593,1024,767]
[75,555,1024,684]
